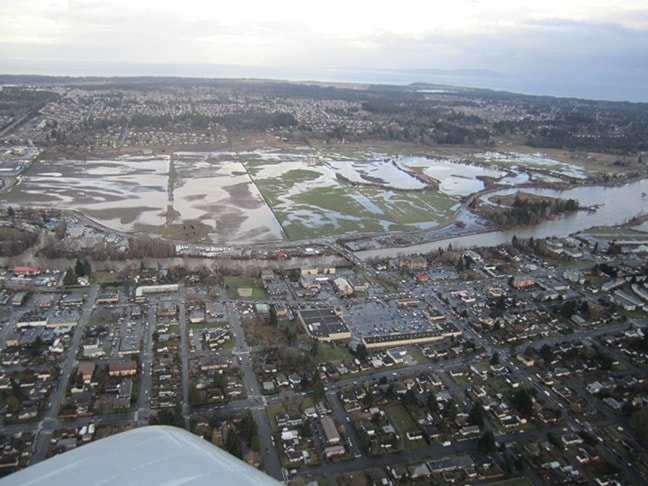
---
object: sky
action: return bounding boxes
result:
[1,0,647,101]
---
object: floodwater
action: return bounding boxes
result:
[401,156,505,196]
[4,147,626,245]
[171,152,284,243]
[7,152,285,244]
[357,179,648,259]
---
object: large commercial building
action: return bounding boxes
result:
[298,308,351,342]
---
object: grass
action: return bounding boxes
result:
[406,347,426,364]
[216,338,235,350]
[486,478,532,486]
[451,373,470,387]
[90,271,125,286]
[266,403,285,429]
[266,397,314,429]
[187,321,229,330]
[365,275,400,292]
[386,403,422,449]
[317,343,353,364]
[223,276,267,300]
[247,153,459,240]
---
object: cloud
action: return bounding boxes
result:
[0,0,647,100]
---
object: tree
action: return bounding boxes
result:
[468,403,485,428]
[355,343,368,361]
[359,431,372,452]
[225,428,242,458]
[401,389,417,407]
[212,373,222,389]
[151,406,183,427]
[310,338,319,357]
[188,383,201,405]
[75,259,88,277]
[477,430,496,453]
[489,352,500,366]
[363,389,375,407]
[63,267,77,286]
[538,344,553,363]
[240,411,258,444]
[629,406,648,438]
[444,401,458,421]
[426,392,438,413]
[512,388,534,416]
[456,257,464,272]
[313,379,325,401]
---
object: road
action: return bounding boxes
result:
[177,288,190,429]
[30,284,99,465]
[224,297,283,480]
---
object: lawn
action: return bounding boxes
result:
[386,404,418,438]
[266,397,314,429]
[487,478,532,486]
[136,219,213,244]
[223,276,267,300]
[90,271,126,286]
[317,343,353,364]
[365,275,400,292]
[246,150,459,240]
[187,321,230,330]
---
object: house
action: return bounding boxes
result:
[333,277,353,297]
[157,302,177,317]
[275,373,289,387]
[197,355,229,372]
[77,361,96,383]
[96,293,119,305]
[108,360,137,377]
[511,276,536,289]
[324,445,345,459]
[188,309,205,324]
[117,378,133,400]
[13,266,40,276]
[399,256,428,271]
[321,417,341,445]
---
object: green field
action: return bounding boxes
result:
[223,276,267,300]
[386,404,424,449]
[317,343,353,364]
[244,149,460,240]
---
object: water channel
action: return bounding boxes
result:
[356,178,648,260]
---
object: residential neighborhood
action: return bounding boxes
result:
[1,232,647,485]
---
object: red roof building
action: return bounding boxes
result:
[13,266,40,275]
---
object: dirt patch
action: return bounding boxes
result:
[237,288,253,298]
[84,206,159,225]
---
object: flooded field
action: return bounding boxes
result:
[4,147,597,243]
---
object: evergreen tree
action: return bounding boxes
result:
[63,267,77,286]
[468,403,485,428]
[477,430,496,453]
[310,338,319,357]
[355,343,368,361]
[240,411,258,444]
[226,428,242,458]
[426,392,438,413]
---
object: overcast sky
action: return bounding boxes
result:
[2,0,647,101]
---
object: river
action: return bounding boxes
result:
[6,179,648,269]
[356,178,648,260]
